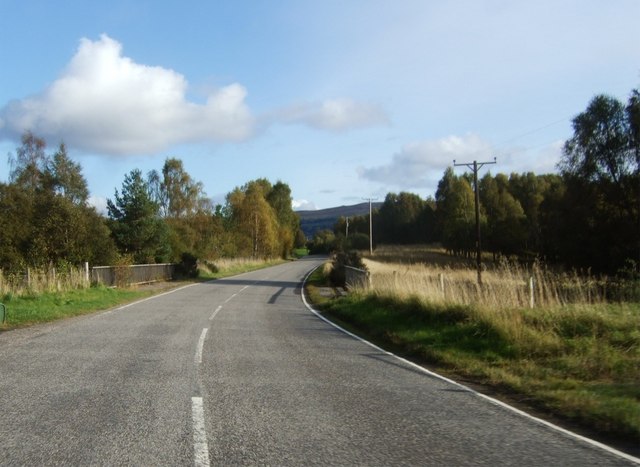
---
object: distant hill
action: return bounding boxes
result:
[297,202,382,239]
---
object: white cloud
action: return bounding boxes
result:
[278,98,389,132]
[292,199,317,211]
[497,140,563,176]
[359,134,494,188]
[0,35,255,155]
[88,195,108,215]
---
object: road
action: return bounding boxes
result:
[0,257,636,466]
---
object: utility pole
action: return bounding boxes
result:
[453,157,496,285]
[363,197,377,255]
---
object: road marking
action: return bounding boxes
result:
[224,293,237,303]
[240,285,250,292]
[191,396,210,467]
[99,283,199,315]
[209,306,222,321]
[300,267,640,466]
[195,328,208,364]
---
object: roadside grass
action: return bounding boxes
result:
[306,259,640,447]
[0,286,152,330]
[292,248,309,258]
[320,292,640,443]
[0,257,290,331]
[197,257,288,280]
[0,266,89,297]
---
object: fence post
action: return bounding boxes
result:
[84,262,90,284]
[439,273,445,298]
[529,276,535,309]
[26,267,31,288]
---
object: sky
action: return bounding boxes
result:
[1,1,639,212]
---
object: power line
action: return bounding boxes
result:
[496,116,572,147]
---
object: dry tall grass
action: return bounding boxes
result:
[199,257,286,278]
[360,245,606,309]
[0,267,89,297]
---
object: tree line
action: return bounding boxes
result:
[318,89,640,275]
[2,88,637,275]
[0,133,305,272]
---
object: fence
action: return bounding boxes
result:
[91,263,175,287]
[345,266,370,290]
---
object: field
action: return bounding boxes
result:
[309,245,640,449]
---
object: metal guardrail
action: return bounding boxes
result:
[345,266,370,290]
[91,263,175,287]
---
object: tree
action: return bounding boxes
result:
[480,173,526,259]
[0,183,34,269]
[1,133,116,270]
[376,192,430,244]
[266,181,299,258]
[556,90,640,272]
[435,168,478,257]
[107,169,169,263]
[224,180,279,258]
[47,143,89,205]
[151,158,206,218]
[8,131,48,191]
[27,193,116,267]
[309,229,337,254]
[628,89,640,168]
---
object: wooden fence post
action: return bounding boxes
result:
[529,276,535,309]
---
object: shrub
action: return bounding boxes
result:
[330,250,366,287]
[176,252,199,278]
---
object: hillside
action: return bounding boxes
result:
[297,202,382,238]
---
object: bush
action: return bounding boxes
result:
[330,250,366,287]
[203,260,219,274]
[347,233,370,251]
[176,252,199,278]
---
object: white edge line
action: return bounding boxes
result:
[224,293,237,303]
[101,283,200,315]
[301,267,640,465]
[195,328,208,364]
[191,396,211,467]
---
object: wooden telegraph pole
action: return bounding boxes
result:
[453,158,496,285]
[363,197,377,256]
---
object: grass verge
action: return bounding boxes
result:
[0,257,290,331]
[306,271,640,451]
[197,258,288,280]
[0,286,153,330]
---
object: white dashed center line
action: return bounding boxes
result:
[195,328,208,364]
[191,396,210,467]
[209,306,222,321]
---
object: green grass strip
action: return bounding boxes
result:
[313,289,640,446]
[0,286,152,329]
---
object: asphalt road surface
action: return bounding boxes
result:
[0,257,637,466]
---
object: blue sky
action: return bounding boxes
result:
[1,1,638,211]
